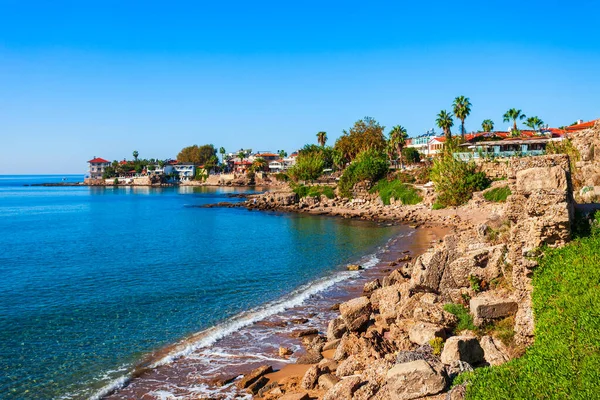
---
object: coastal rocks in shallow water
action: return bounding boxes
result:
[480,335,510,366]
[339,296,372,332]
[408,322,446,345]
[322,375,362,400]
[327,317,347,341]
[294,328,319,338]
[347,264,363,271]
[247,375,269,394]
[440,336,484,366]
[279,346,293,357]
[385,360,447,399]
[469,293,517,325]
[236,365,273,389]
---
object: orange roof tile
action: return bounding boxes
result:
[88,157,109,163]
[565,119,599,131]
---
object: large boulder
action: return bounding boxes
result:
[470,294,518,324]
[408,322,446,345]
[412,302,458,329]
[410,248,449,293]
[322,376,363,400]
[385,360,447,399]
[440,336,484,365]
[236,365,273,389]
[480,335,510,366]
[300,365,322,390]
[516,166,569,194]
[327,317,347,341]
[370,285,402,319]
[339,296,372,332]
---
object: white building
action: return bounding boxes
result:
[172,163,196,180]
[88,157,111,179]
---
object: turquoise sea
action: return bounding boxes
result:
[0,175,407,399]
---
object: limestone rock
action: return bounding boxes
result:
[440,336,484,365]
[516,166,568,194]
[363,279,382,297]
[410,248,449,293]
[279,346,293,357]
[446,360,474,381]
[339,296,372,332]
[412,302,458,329]
[470,294,517,323]
[297,351,323,364]
[236,365,273,389]
[322,375,362,400]
[370,285,401,319]
[385,360,447,399]
[279,393,310,400]
[300,365,321,390]
[480,335,509,366]
[322,338,341,351]
[336,355,364,377]
[408,322,446,345]
[318,373,340,390]
[327,317,347,341]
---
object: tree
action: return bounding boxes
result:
[334,117,387,164]
[278,149,287,158]
[453,96,472,138]
[133,150,139,161]
[177,144,217,165]
[317,131,328,147]
[525,116,544,133]
[481,119,494,132]
[287,151,325,182]
[402,147,421,164]
[436,110,454,140]
[389,125,408,169]
[219,147,226,164]
[250,157,268,173]
[503,108,526,135]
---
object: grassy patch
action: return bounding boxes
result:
[369,179,422,205]
[444,303,476,333]
[456,234,600,399]
[483,186,512,202]
[293,184,335,199]
[432,201,445,210]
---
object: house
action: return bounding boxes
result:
[427,137,446,156]
[88,157,111,179]
[407,130,440,156]
[233,159,253,173]
[253,152,280,162]
[172,162,196,180]
[453,130,566,160]
[564,119,599,132]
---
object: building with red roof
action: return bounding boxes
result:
[565,119,599,132]
[87,157,111,179]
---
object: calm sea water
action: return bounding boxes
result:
[0,175,403,399]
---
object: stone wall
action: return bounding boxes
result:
[476,154,571,181]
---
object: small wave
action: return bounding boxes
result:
[87,249,385,399]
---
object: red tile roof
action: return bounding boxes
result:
[88,157,109,163]
[119,160,128,165]
[255,153,279,157]
[565,119,599,131]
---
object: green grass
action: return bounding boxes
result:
[432,201,445,210]
[483,186,512,202]
[456,234,600,399]
[444,303,476,333]
[369,179,422,205]
[293,184,335,199]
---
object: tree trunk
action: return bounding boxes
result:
[461,120,465,139]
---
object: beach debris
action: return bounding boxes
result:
[293,328,318,338]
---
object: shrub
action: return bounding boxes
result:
[113,178,119,185]
[468,275,483,293]
[430,150,490,207]
[456,234,600,399]
[288,151,325,182]
[430,337,444,356]
[369,179,422,205]
[444,303,476,333]
[402,147,421,164]
[395,171,416,184]
[274,172,289,182]
[338,149,388,198]
[432,201,445,210]
[293,185,335,199]
[483,186,512,202]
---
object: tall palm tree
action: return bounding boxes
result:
[133,150,139,161]
[436,110,454,140]
[219,147,226,163]
[278,150,287,158]
[481,119,494,132]
[389,125,408,168]
[503,108,526,134]
[316,131,328,147]
[453,96,472,138]
[525,116,544,133]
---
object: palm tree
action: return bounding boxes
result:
[389,125,408,169]
[236,151,245,174]
[481,119,494,132]
[278,150,287,158]
[453,96,472,138]
[133,150,139,161]
[317,131,328,147]
[436,110,454,140]
[219,147,226,164]
[503,108,526,135]
[525,116,544,133]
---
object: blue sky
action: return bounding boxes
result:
[1,0,599,173]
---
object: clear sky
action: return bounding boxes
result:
[1,0,599,174]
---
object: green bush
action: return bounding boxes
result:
[369,179,422,205]
[456,234,600,399]
[430,337,445,356]
[444,303,476,333]
[402,147,421,164]
[338,149,388,198]
[430,150,491,207]
[288,151,325,182]
[274,172,289,182]
[483,186,512,202]
[293,185,335,199]
[432,201,445,210]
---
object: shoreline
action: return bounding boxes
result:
[103,223,450,399]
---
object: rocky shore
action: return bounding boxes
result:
[224,155,575,400]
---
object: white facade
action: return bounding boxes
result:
[173,163,196,180]
[88,158,111,179]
